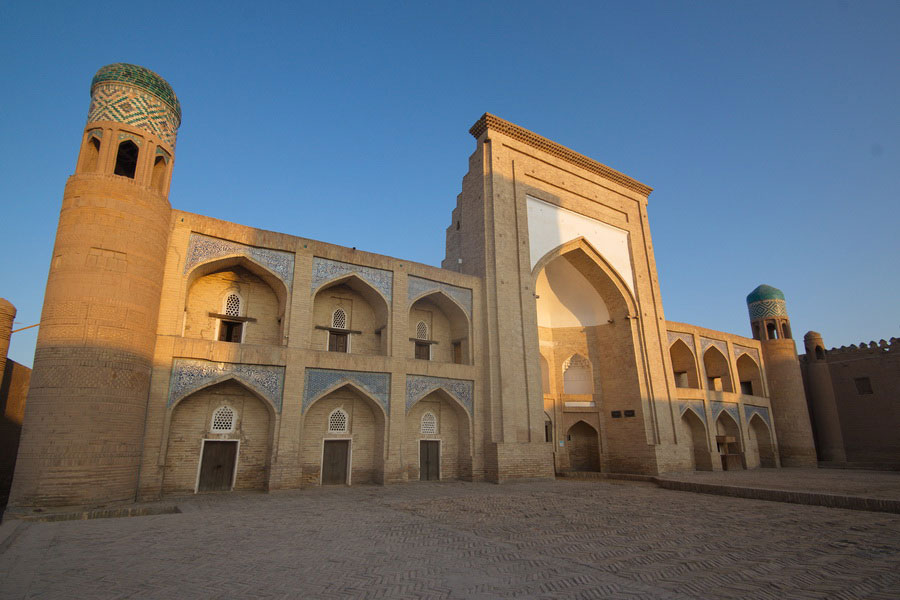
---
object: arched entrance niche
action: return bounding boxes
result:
[746,414,776,468]
[532,239,644,472]
[185,256,287,345]
[736,354,764,397]
[566,421,601,471]
[408,291,470,364]
[311,275,389,356]
[679,409,712,470]
[300,383,386,485]
[162,379,275,495]
[703,347,733,393]
[715,411,744,470]
[670,340,700,388]
[405,388,472,481]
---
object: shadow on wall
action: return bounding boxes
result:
[1,360,30,512]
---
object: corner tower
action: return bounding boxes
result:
[9,64,180,507]
[801,331,846,462]
[746,285,817,467]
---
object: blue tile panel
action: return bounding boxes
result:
[748,299,787,320]
[732,344,761,366]
[311,257,393,302]
[667,331,696,354]
[168,358,285,412]
[408,276,473,316]
[700,337,728,357]
[183,233,295,289]
[678,400,707,424]
[710,401,740,424]
[406,375,474,416]
[88,83,179,147]
[303,368,391,415]
[744,404,771,426]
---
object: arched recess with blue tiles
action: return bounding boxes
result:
[183,249,290,346]
[407,277,472,365]
[745,408,777,468]
[310,259,392,356]
[163,377,276,495]
[405,386,472,481]
[300,369,389,486]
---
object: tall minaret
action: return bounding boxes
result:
[802,331,846,462]
[746,285,817,467]
[9,64,180,507]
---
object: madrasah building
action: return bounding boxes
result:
[7,64,823,509]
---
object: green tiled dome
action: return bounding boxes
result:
[91,63,181,123]
[746,284,785,305]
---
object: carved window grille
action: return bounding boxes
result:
[416,321,428,340]
[211,406,235,433]
[328,408,348,433]
[225,294,241,317]
[332,308,347,329]
[421,412,437,435]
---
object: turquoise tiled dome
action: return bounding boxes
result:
[91,63,181,123]
[746,284,785,305]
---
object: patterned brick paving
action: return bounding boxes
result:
[2,480,899,599]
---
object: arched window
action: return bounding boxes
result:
[766,322,778,340]
[218,293,244,343]
[82,135,101,173]
[328,408,348,434]
[114,140,139,179]
[332,308,347,329]
[210,406,235,433]
[151,155,167,192]
[414,321,430,360]
[781,321,793,339]
[420,411,437,435]
[328,308,349,352]
[563,354,593,395]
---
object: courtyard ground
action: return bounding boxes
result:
[1,470,899,599]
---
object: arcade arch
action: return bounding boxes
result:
[405,389,472,481]
[703,346,733,393]
[679,409,712,470]
[736,354,764,397]
[670,339,700,389]
[747,415,776,468]
[408,291,470,364]
[312,275,389,356]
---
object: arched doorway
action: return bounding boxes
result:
[405,389,472,481]
[715,411,744,470]
[680,409,712,470]
[566,421,600,471]
[747,414,776,468]
[301,384,386,485]
[163,379,274,495]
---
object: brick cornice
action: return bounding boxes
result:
[469,113,653,196]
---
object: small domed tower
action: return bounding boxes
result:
[9,64,180,508]
[802,331,846,462]
[747,285,817,467]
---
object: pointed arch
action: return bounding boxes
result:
[680,407,712,471]
[305,380,389,420]
[670,338,700,388]
[313,273,390,356]
[169,375,279,419]
[736,353,764,397]
[566,420,601,472]
[408,289,471,364]
[186,254,289,311]
[703,345,733,393]
[747,413,776,468]
[532,236,637,316]
[407,384,472,421]
[562,353,593,395]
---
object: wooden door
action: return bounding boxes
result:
[198,441,237,491]
[322,440,350,484]
[419,440,440,481]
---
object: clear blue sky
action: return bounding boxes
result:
[2,1,898,367]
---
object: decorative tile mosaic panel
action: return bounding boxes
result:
[92,63,181,120]
[311,257,393,302]
[667,331,696,353]
[732,344,761,365]
[710,400,740,424]
[88,83,178,146]
[406,375,474,416]
[678,400,706,424]
[183,233,295,289]
[117,132,143,146]
[700,337,728,357]
[303,368,391,415]
[407,276,473,316]
[86,128,103,140]
[168,358,285,412]
[744,404,771,426]
[748,299,787,320]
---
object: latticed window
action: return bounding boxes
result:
[421,412,437,435]
[416,321,428,340]
[328,408,348,433]
[225,294,241,317]
[332,308,347,329]
[211,406,235,432]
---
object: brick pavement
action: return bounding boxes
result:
[2,479,899,599]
